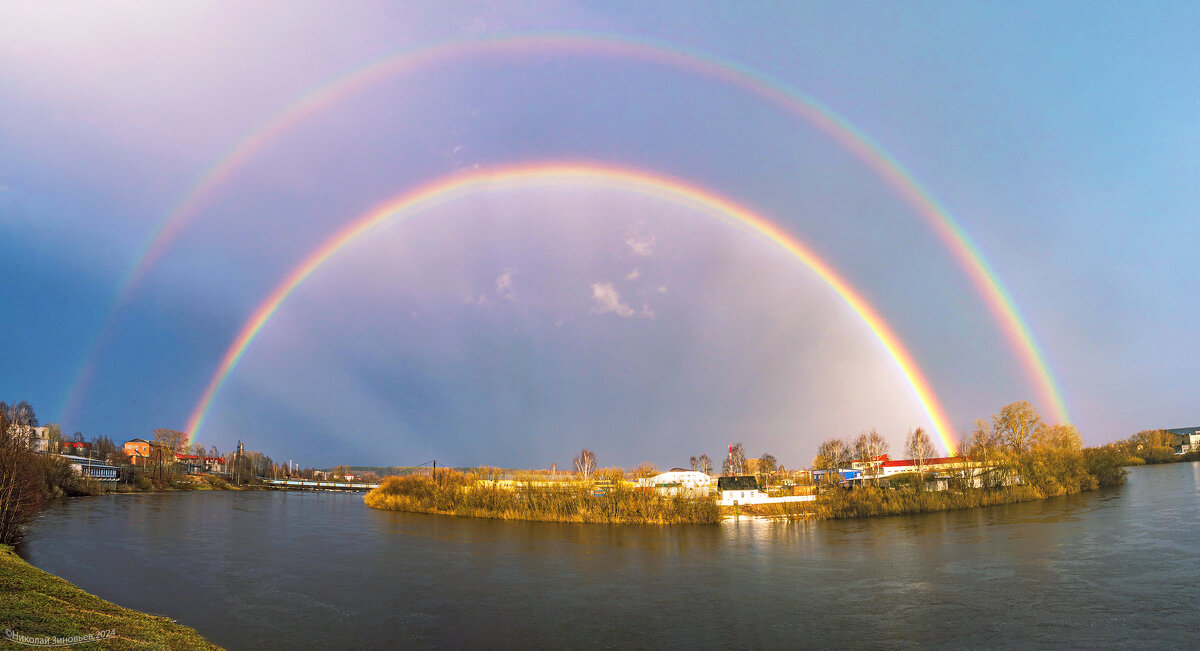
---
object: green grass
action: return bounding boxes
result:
[0,545,220,650]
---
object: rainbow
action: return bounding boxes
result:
[68,30,1068,428]
[184,163,958,454]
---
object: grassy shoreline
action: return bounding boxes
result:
[365,472,720,524]
[0,545,220,650]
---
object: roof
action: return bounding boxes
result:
[879,456,969,468]
[668,467,690,473]
[124,438,156,445]
[717,476,758,491]
[1165,427,1200,435]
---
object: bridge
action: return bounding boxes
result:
[263,479,379,491]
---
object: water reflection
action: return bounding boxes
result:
[20,463,1200,649]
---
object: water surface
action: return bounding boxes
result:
[21,463,1200,648]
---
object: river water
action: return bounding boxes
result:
[19,463,1200,649]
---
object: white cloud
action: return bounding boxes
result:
[625,268,641,281]
[625,234,655,257]
[496,268,516,300]
[640,303,655,319]
[589,281,634,317]
[657,285,667,293]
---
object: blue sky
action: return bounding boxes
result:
[1,1,1196,468]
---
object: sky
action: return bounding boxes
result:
[1,1,1196,469]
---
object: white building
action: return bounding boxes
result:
[639,469,714,497]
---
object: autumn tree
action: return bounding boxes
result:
[632,462,659,479]
[993,400,1043,457]
[573,449,596,479]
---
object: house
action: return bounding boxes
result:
[6,424,49,452]
[123,438,161,465]
[717,476,762,504]
[638,469,713,497]
[1166,427,1200,454]
[60,440,93,455]
[173,454,226,473]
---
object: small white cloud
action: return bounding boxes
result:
[640,303,656,319]
[626,234,655,257]
[625,268,641,281]
[657,286,667,293]
[496,268,516,300]
[589,281,635,317]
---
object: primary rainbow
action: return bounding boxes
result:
[69,30,1068,428]
[183,163,958,454]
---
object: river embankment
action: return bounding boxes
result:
[1,544,219,650]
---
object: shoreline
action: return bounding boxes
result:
[0,545,220,650]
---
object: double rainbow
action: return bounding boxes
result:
[183,163,957,453]
[62,31,1067,442]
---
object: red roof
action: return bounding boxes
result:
[880,456,969,468]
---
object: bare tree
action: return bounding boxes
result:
[758,453,778,486]
[853,429,889,483]
[905,427,936,483]
[689,455,698,471]
[0,411,44,544]
[724,443,746,476]
[814,438,853,485]
[573,449,596,478]
[697,454,713,476]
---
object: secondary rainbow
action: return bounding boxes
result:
[69,30,1067,428]
[184,163,958,454]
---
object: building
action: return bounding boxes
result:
[6,424,49,452]
[1166,427,1200,454]
[811,468,863,484]
[173,454,226,474]
[877,456,972,477]
[638,469,713,497]
[717,476,762,504]
[123,438,160,466]
[60,440,93,455]
[59,454,119,483]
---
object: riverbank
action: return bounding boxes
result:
[365,472,720,524]
[0,545,219,650]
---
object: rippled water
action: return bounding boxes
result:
[20,463,1200,649]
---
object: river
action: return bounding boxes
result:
[19,462,1200,649]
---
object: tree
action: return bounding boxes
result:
[573,449,596,479]
[151,428,187,484]
[993,400,1043,457]
[853,429,889,483]
[758,453,778,486]
[632,462,659,479]
[724,443,746,476]
[905,427,936,478]
[45,424,62,453]
[813,438,852,485]
[1,400,39,450]
[697,454,713,476]
[1036,424,1083,452]
[689,455,698,472]
[0,411,44,544]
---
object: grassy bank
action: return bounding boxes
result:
[365,471,719,524]
[0,545,219,650]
